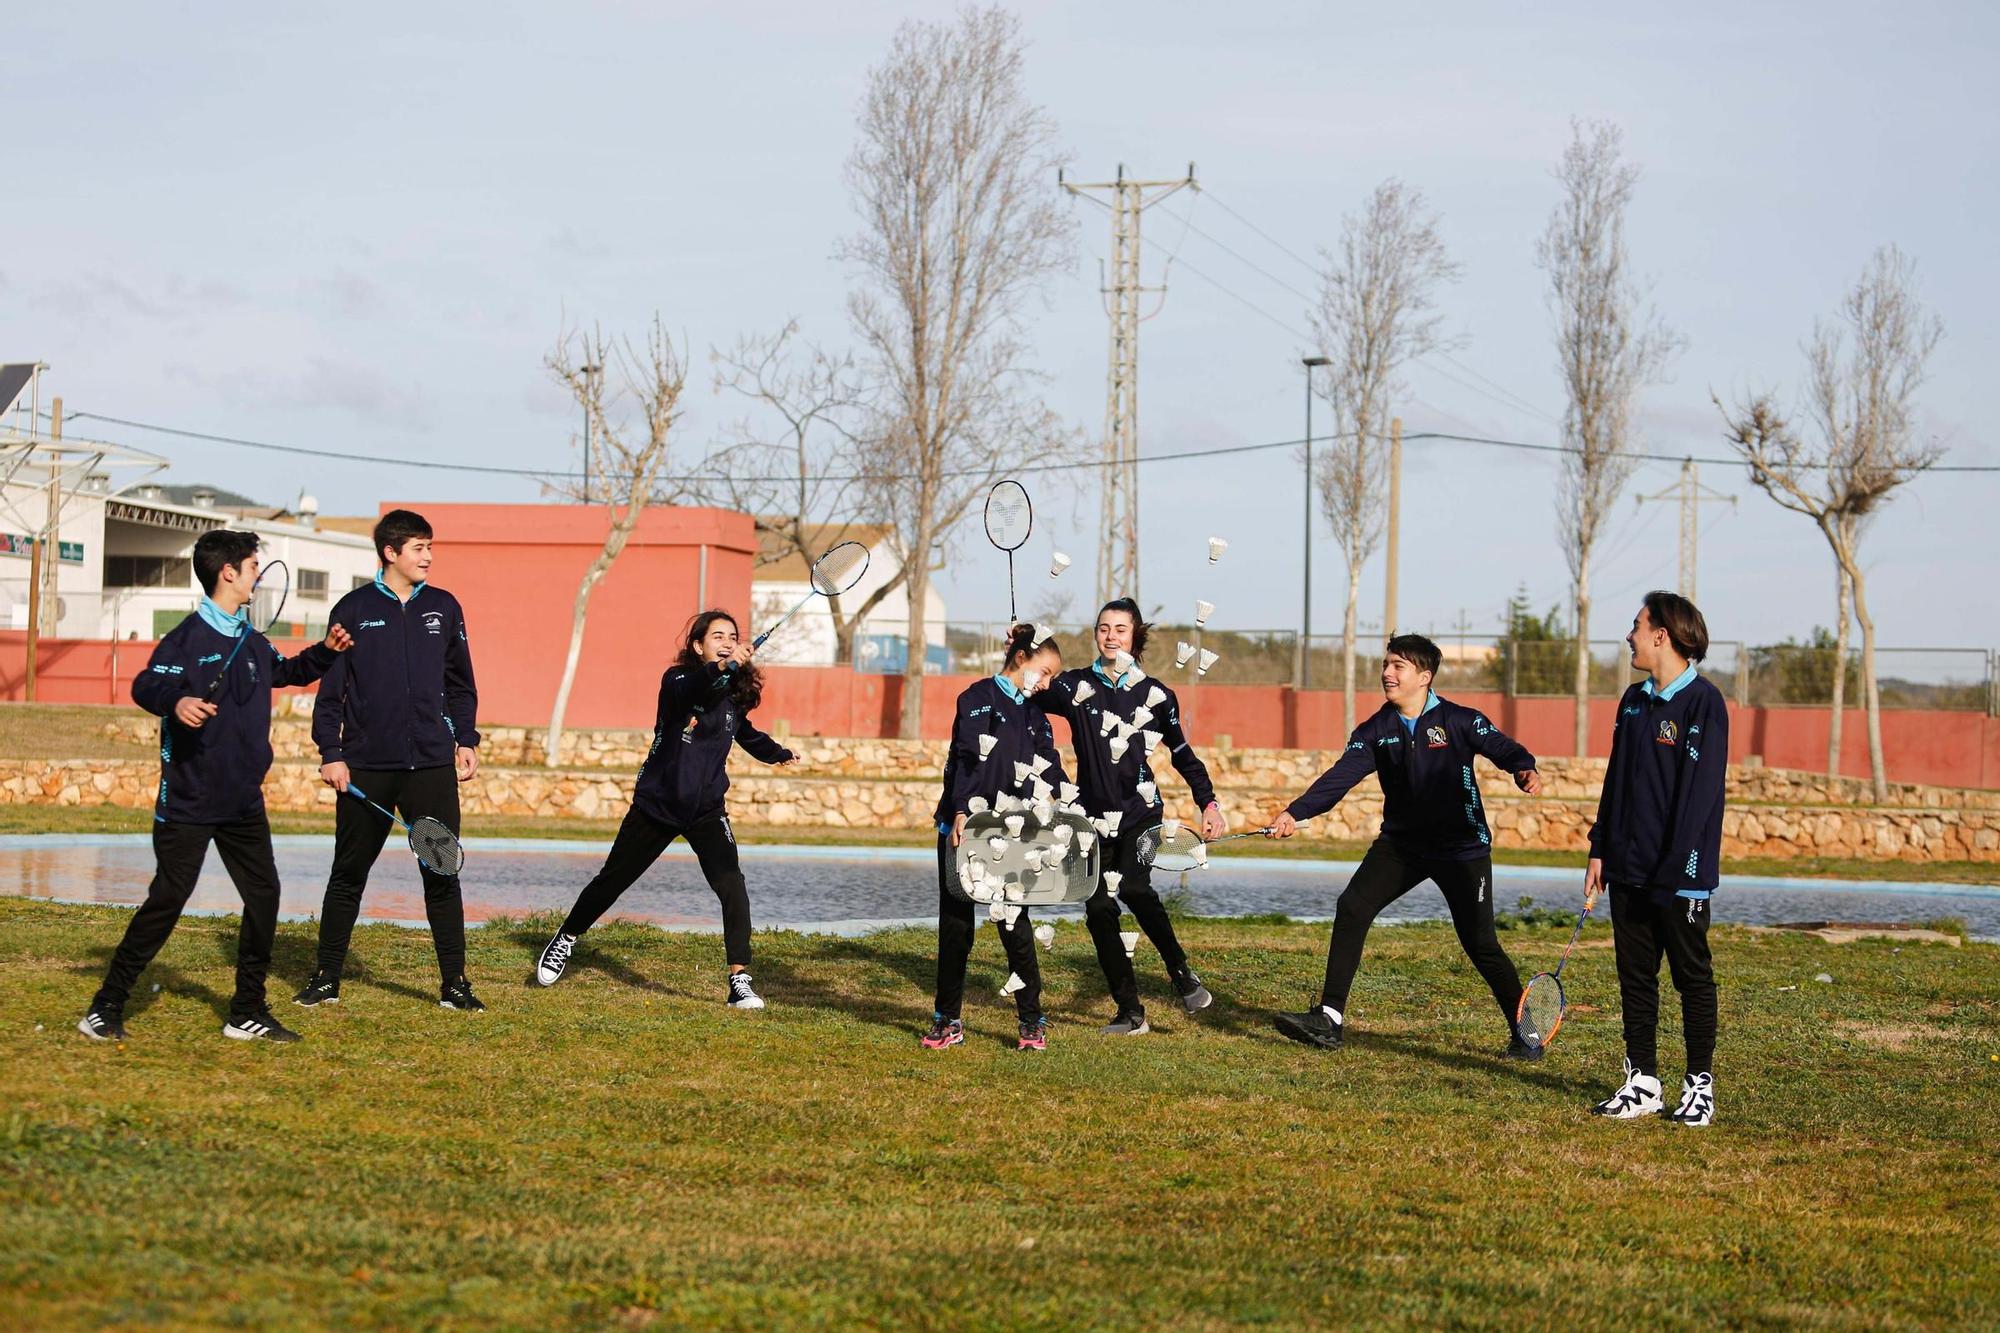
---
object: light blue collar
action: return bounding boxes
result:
[374,570,426,603]
[1643,663,1698,702]
[1396,690,1441,730]
[992,673,1025,704]
[1092,658,1133,689]
[197,595,246,637]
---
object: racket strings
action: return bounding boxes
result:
[409,816,464,876]
[251,560,291,633]
[810,541,870,596]
[1517,974,1566,1046]
[1139,824,1204,871]
[984,482,1032,550]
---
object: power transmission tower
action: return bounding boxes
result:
[1060,163,1196,608]
[1636,457,1736,600]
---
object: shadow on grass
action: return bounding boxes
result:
[1344,1027,1601,1098]
[492,921,680,997]
[70,945,228,1019]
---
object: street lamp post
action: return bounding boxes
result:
[1300,355,1331,690]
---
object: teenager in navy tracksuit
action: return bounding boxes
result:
[923,624,1068,1052]
[532,609,797,1007]
[1041,598,1226,1035]
[1587,591,1728,1127]
[79,530,350,1044]
[296,509,485,1012]
[1271,634,1545,1056]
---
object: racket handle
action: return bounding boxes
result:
[342,784,406,832]
[752,630,771,649]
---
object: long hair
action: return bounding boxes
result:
[1097,597,1150,663]
[676,609,764,710]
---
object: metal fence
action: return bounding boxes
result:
[941,624,2000,714]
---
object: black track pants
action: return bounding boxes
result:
[313,766,466,980]
[932,832,1041,1023]
[1609,883,1717,1077]
[93,813,282,1018]
[1318,839,1523,1030]
[559,805,752,967]
[1084,828,1192,1012]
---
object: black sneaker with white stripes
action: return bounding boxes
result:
[726,972,766,1009]
[535,931,578,987]
[292,969,341,1007]
[77,1007,128,1041]
[223,1009,302,1043]
[439,977,486,1012]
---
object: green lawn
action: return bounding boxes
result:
[2,898,1996,1327]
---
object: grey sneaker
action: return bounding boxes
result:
[1100,1007,1151,1036]
[1172,968,1213,1014]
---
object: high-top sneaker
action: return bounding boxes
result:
[534,931,578,987]
[726,972,766,1010]
[292,969,340,1008]
[1589,1058,1665,1119]
[440,976,486,1012]
[1665,1071,1715,1127]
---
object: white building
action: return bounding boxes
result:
[1,476,379,640]
[749,524,948,673]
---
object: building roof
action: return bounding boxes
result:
[754,521,891,582]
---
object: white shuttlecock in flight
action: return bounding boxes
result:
[1001,971,1026,996]
[1077,829,1097,853]
[1175,641,1196,668]
[1102,810,1123,835]
[1012,761,1031,785]
[1207,536,1228,564]
[1003,904,1023,927]
[978,733,999,759]
[1108,735,1130,762]
[1161,817,1181,838]
[1195,600,1215,626]
[1143,685,1166,710]
[988,835,1008,857]
[1111,649,1135,674]
[988,898,1007,921]
[1104,870,1124,895]
[1058,781,1079,804]
[1120,929,1140,957]
[1033,623,1057,646]
[1136,780,1158,805]
[1034,922,1055,949]
[1196,649,1219,676]
[1050,823,1073,846]
[1139,730,1162,754]
[1021,668,1045,691]
[1191,843,1209,866]
[1003,814,1026,838]
[1130,706,1153,730]
[1030,754,1052,775]
[967,796,989,815]
[1049,552,1072,578]
[1071,680,1095,704]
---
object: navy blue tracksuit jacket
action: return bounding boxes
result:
[631,662,795,827]
[1286,695,1536,861]
[1042,664,1217,826]
[935,676,1070,826]
[134,607,338,823]
[312,577,479,770]
[1589,667,1730,895]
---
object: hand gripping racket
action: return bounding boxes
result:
[1135,820,1306,871]
[203,558,290,701]
[342,784,465,876]
[984,480,1032,622]
[1515,906,1591,1052]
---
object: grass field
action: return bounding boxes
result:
[3,897,1996,1328]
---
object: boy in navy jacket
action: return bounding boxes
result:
[79,530,350,1043]
[296,509,485,1012]
[1270,634,1544,1056]
[1587,591,1728,1127]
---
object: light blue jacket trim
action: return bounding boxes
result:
[197,596,245,637]
[1643,662,1699,702]
[373,571,427,603]
[1397,690,1442,733]
[992,673,1025,704]
[1091,658,1133,689]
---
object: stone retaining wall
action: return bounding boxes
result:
[10,758,1998,863]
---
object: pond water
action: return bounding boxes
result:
[5,835,1996,941]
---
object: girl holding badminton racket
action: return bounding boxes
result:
[80,530,351,1045]
[1040,598,1226,1036]
[923,623,1068,1052]
[1269,634,1544,1058]
[534,610,798,1008]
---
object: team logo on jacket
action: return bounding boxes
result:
[1425,725,1447,749]
[359,618,387,630]
[422,610,445,635]
[1657,720,1679,745]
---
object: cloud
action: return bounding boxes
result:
[31,272,250,323]
[165,356,437,431]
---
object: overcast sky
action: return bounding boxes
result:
[5,2,1995,661]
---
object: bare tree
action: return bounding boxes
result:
[695,321,894,665]
[839,6,1078,739]
[1308,178,1461,735]
[1537,120,1682,756]
[1718,245,1944,799]
[543,318,689,767]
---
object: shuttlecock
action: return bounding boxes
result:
[1077,829,1097,853]
[1005,881,1027,902]
[1031,778,1053,803]
[1032,799,1054,825]
[967,858,988,880]
[1196,649,1219,676]
[1207,536,1228,563]
[1120,929,1140,957]
[1050,824,1073,846]
[1012,761,1031,785]
[1071,680,1095,704]
[1004,814,1025,838]
[1143,685,1166,710]
[1130,705,1154,730]
[1034,923,1055,950]
[1099,711,1118,737]
[1001,971,1027,996]
[1050,551,1072,578]
[1191,843,1209,866]
[989,898,1007,921]
[995,791,1020,813]
[1104,870,1124,896]
[1161,817,1181,838]
[1057,781,1079,805]
[988,835,1008,857]
[1175,641,1196,668]
[1022,668,1045,691]
[1195,599,1215,626]
[967,796,989,815]
[1111,649,1135,674]
[1033,622,1056,646]
[1815,972,1834,984]
[1137,780,1159,805]
[1108,735,1130,762]
[1102,811,1123,835]
[969,881,994,902]
[1139,730,1162,754]
[978,733,999,759]
[1126,665,1147,685]
[1114,718,1137,742]
[1004,904,1023,928]
[1030,754,1052,776]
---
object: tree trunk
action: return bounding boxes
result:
[545,530,629,767]
[1828,562,1851,778]
[1571,555,1592,757]
[1850,567,1889,802]
[1342,562,1360,737]
[898,523,932,741]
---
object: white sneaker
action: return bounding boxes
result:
[1589,1058,1665,1119]
[1665,1071,1715,1126]
[535,931,578,987]
[727,972,766,1010]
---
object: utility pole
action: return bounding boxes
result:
[1635,457,1735,600]
[41,397,63,638]
[1061,163,1197,608]
[1384,416,1403,636]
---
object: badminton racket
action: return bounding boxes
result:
[203,558,290,701]
[1134,821,1306,871]
[342,784,466,876]
[983,480,1032,621]
[750,540,869,652]
[1515,905,1591,1051]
